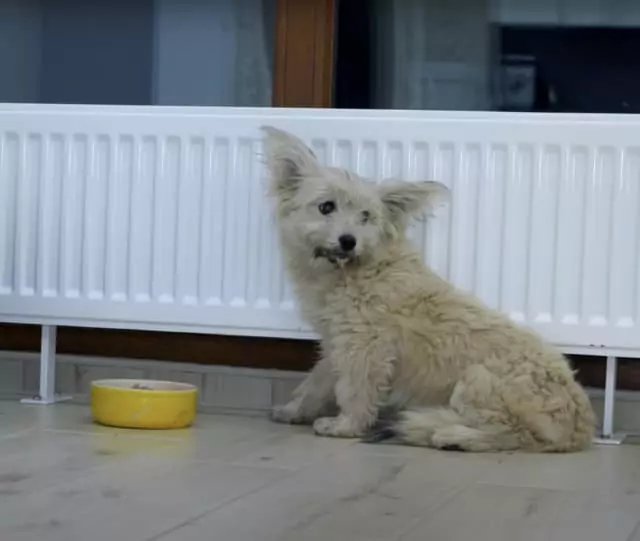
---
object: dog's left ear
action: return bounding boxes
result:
[261,126,319,201]
[378,180,449,222]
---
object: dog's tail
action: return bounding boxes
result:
[364,398,594,453]
[363,407,521,452]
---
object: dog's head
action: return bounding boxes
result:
[262,126,448,268]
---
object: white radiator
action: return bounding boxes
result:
[1,105,640,357]
[3,105,636,438]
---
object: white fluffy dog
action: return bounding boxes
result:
[263,126,596,452]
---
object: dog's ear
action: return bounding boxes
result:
[378,180,449,223]
[261,126,319,200]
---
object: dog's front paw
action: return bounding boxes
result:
[313,416,366,438]
[271,402,309,425]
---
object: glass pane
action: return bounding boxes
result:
[335,0,640,113]
[0,0,275,106]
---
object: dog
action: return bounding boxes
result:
[262,126,596,452]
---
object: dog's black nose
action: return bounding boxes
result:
[339,234,357,251]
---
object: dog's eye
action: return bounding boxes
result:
[360,210,371,223]
[318,201,336,215]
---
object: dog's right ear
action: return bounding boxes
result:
[378,179,449,221]
[261,126,319,201]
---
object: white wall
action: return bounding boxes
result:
[0,0,42,103]
[39,0,154,105]
[153,0,273,107]
[153,0,238,106]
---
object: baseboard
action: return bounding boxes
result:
[0,350,304,416]
[587,389,640,436]
[2,350,639,434]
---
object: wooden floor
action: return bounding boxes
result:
[1,402,639,541]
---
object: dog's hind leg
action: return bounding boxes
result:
[374,365,522,452]
[271,357,337,425]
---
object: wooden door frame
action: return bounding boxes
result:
[272,0,336,107]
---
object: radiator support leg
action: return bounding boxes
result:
[593,355,626,445]
[20,325,72,405]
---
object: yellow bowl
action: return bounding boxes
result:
[91,379,198,429]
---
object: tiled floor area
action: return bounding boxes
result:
[1,402,639,541]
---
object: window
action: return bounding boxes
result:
[336,0,640,114]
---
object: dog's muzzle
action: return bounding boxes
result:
[314,246,355,264]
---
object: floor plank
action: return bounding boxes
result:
[0,402,638,541]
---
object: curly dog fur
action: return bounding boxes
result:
[263,126,596,452]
